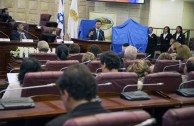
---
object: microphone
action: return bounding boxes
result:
[163,61,185,72]
[122,83,164,92]
[135,118,156,126]
[143,54,151,60]
[0,83,56,95]
[95,82,112,102]
[178,80,194,89]
[0,31,10,38]
[0,31,10,42]
[99,30,105,41]
[23,30,39,41]
[137,46,142,53]
[98,82,112,86]
[60,60,92,71]
[120,83,164,101]
[177,80,194,97]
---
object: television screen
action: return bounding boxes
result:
[90,0,144,3]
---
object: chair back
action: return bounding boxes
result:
[136,53,146,59]
[41,26,62,36]
[87,60,101,73]
[45,60,79,71]
[143,72,182,92]
[39,14,51,26]
[162,107,194,126]
[96,72,138,93]
[68,53,84,62]
[64,110,151,126]
[153,60,180,73]
[29,53,58,61]
[21,71,63,97]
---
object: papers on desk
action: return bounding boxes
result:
[21,39,33,43]
[0,38,10,42]
[7,73,19,85]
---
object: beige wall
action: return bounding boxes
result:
[1,0,194,37]
[149,0,184,32]
[0,0,95,35]
[182,1,194,37]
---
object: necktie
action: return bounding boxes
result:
[21,33,27,39]
[96,30,99,39]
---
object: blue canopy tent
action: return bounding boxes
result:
[112,19,149,54]
[78,20,96,39]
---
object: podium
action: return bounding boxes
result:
[71,38,111,53]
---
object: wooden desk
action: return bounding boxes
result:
[0,41,60,78]
[71,38,111,52]
[0,92,178,121]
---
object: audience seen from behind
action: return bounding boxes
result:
[82,52,96,62]
[176,45,191,61]
[127,60,151,90]
[10,22,30,40]
[69,43,80,54]
[160,26,172,53]
[100,51,121,73]
[45,64,108,126]
[157,53,172,60]
[182,57,194,82]
[56,44,69,60]
[173,26,185,44]
[124,46,137,62]
[2,8,14,22]
[37,40,49,53]
[2,58,41,99]
[88,44,102,57]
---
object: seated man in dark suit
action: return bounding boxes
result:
[10,22,30,40]
[88,20,105,41]
[45,64,108,126]
[2,8,14,22]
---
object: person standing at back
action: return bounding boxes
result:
[173,26,185,44]
[160,26,172,53]
[145,27,158,58]
[88,20,105,41]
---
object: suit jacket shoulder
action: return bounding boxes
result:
[45,102,108,126]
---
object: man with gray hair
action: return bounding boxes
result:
[124,46,137,61]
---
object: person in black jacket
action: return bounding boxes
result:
[1,8,14,22]
[145,27,158,58]
[45,64,108,126]
[173,26,185,44]
[159,26,172,53]
[10,22,30,40]
[88,20,105,41]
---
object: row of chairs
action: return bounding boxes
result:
[20,71,194,97]
[29,53,184,73]
[62,106,194,126]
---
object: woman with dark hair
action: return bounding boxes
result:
[2,58,41,98]
[173,26,185,44]
[160,26,173,53]
[56,44,69,60]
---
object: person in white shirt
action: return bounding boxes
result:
[2,58,41,99]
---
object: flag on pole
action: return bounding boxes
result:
[67,0,79,39]
[57,0,65,38]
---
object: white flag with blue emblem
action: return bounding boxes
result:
[57,0,65,38]
[67,0,79,39]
